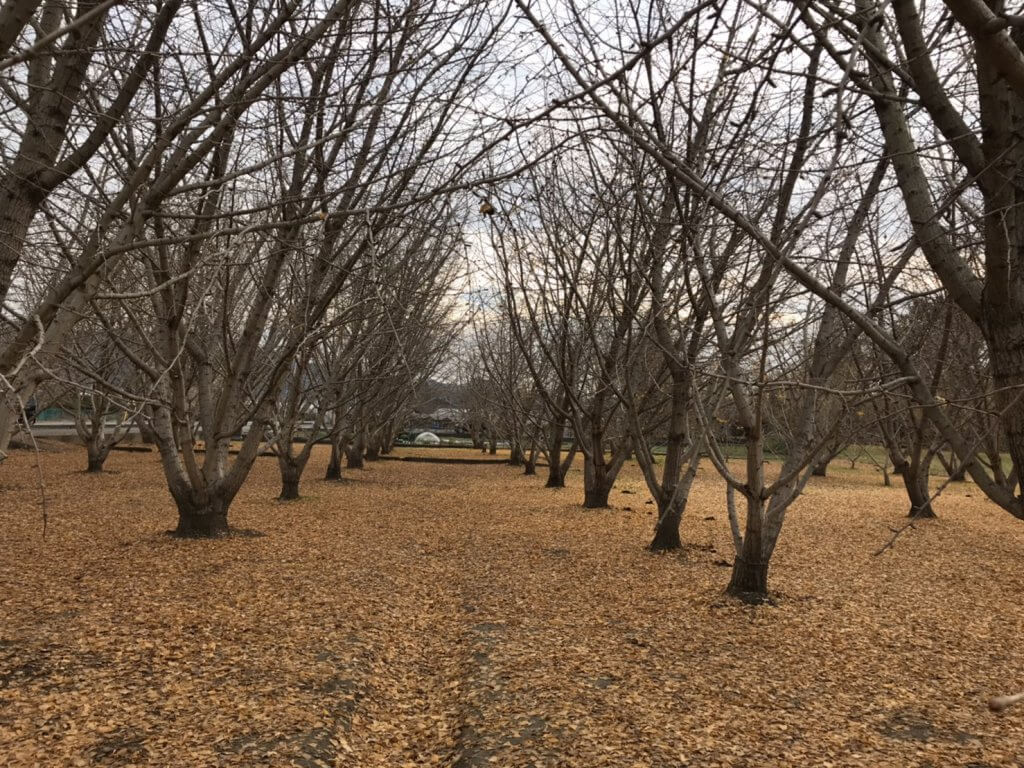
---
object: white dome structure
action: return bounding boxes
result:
[413,431,441,445]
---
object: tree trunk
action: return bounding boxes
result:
[582,446,617,509]
[85,452,107,473]
[937,451,966,482]
[894,457,935,518]
[174,498,230,537]
[324,442,342,480]
[583,484,610,509]
[346,444,364,469]
[648,467,697,552]
[509,442,524,466]
[523,449,537,476]
[649,503,682,551]
[904,471,935,518]
[727,554,769,600]
[365,442,380,461]
[545,464,563,486]
[278,455,304,500]
[488,437,497,455]
[546,434,564,487]
[811,459,829,477]
[727,494,771,602]
[280,477,300,500]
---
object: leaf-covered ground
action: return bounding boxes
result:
[2,446,1023,766]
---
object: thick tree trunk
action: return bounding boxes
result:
[583,484,611,509]
[488,437,497,455]
[649,503,682,551]
[280,476,300,500]
[545,466,564,487]
[727,555,769,599]
[85,452,107,473]
[174,498,231,537]
[364,443,380,461]
[811,459,829,477]
[278,448,311,500]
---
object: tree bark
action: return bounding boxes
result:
[324,441,343,480]
[174,498,230,537]
[278,447,310,500]
[545,463,563,487]
[811,459,829,477]
[279,475,300,500]
[85,446,108,473]
[345,441,364,469]
[546,433,565,487]
[523,447,537,475]
[509,442,524,466]
[904,467,935,518]
[583,485,611,508]
[647,465,698,552]
[894,457,936,518]
[727,555,770,600]
[649,503,682,551]
[989,319,1024,482]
